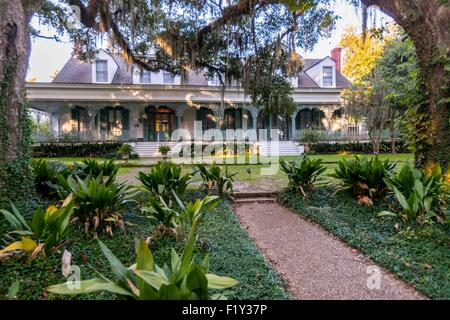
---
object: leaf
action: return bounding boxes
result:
[206,274,239,289]
[46,278,133,297]
[393,186,409,209]
[98,240,129,282]
[0,237,37,255]
[0,209,23,230]
[186,266,208,293]
[30,208,45,238]
[7,281,20,300]
[158,284,181,300]
[378,211,397,217]
[135,270,169,290]
[136,239,153,271]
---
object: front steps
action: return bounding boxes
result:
[131,141,181,158]
[258,141,304,156]
[131,141,305,158]
[232,191,278,204]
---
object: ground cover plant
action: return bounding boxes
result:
[0,189,288,300]
[280,187,450,299]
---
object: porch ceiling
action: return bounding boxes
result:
[26,83,344,105]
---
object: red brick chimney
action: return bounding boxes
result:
[331,47,342,72]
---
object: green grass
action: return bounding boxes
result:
[0,194,288,300]
[279,187,450,299]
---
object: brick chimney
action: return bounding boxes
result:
[331,47,342,72]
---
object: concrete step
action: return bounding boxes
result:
[233,197,276,204]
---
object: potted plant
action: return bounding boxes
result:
[118,144,134,163]
[158,144,171,159]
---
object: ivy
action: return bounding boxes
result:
[0,58,33,204]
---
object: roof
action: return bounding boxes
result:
[53,52,351,88]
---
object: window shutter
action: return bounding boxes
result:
[100,109,108,130]
[122,108,130,131]
[71,108,78,131]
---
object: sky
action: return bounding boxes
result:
[27,2,392,82]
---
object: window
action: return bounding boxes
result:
[96,60,108,82]
[140,69,152,84]
[323,66,333,86]
[163,71,175,84]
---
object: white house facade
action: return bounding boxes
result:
[27,48,353,153]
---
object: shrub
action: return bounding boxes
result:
[65,175,137,237]
[46,196,239,300]
[194,163,236,195]
[298,128,326,145]
[330,156,396,205]
[31,159,72,199]
[158,144,171,155]
[76,159,118,184]
[32,142,122,158]
[310,140,408,154]
[138,162,192,204]
[280,156,326,196]
[178,143,255,157]
[380,163,449,227]
[0,195,74,259]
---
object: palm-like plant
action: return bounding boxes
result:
[47,196,238,300]
[280,156,326,196]
[65,175,137,236]
[31,159,72,198]
[76,159,118,185]
[330,155,396,205]
[194,163,236,195]
[0,195,74,259]
[138,161,192,204]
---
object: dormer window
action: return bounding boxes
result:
[96,60,108,82]
[323,66,333,86]
[140,70,152,84]
[163,71,175,84]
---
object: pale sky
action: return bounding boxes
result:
[27,2,392,82]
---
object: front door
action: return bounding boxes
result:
[146,106,175,142]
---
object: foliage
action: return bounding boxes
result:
[0,62,33,202]
[144,197,182,232]
[311,140,408,154]
[330,155,396,204]
[298,128,326,145]
[158,145,171,155]
[46,195,239,300]
[31,159,72,199]
[138,162,193,205]
[0,193,288,300]
[380,163,449,226]
[32,143,122,158]
[118,144,134,158]
[64,175,137,237]
[76,159,119,184]
[194,163,236,195]
[0,195,74,259]
[339,25,395,83]
[179,143,255,157]
[279,187,450,299]
[280,156,326,196]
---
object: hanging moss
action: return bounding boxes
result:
[0,58,33,203]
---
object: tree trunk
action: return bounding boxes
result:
[369,129,380,154]
[0,1,38,200]
[389,108,396,154]
[362,0,450,170]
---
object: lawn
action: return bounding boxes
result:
[279,187,450,299]
[0,194,288,300]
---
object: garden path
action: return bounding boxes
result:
[234,202,426,300]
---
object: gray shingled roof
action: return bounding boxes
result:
[52,57,92,83]
[53,54,351,88]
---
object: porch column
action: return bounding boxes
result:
[291,107,300,141]
[213,107,223,130]
[249,107,260,131]
[86,105,100,141]
[175,105,187,129]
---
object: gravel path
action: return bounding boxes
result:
[234,202,426,300]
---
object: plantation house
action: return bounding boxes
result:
[27,48,352,156]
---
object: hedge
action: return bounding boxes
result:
[32,142,122,158]
[310,140,408,154]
